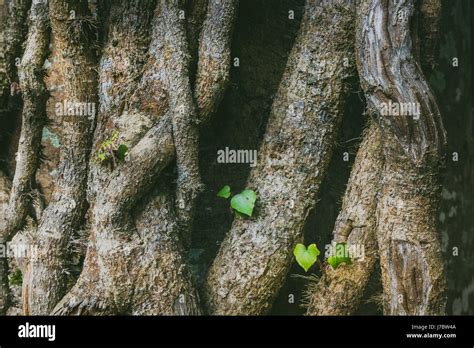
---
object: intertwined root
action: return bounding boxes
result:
[0,0,447,316]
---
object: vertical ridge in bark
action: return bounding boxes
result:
[185,0,208,74]
[160,0,204,244]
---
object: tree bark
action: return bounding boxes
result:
[0,0,31,102]
[86,0,156,202]
[185,0,208,75]
[164,0,204,243]
[0,0,32,315]
[305,122,383,315]
[194,0,237,124]
[0,0,50,242]
[356,0,447,315]
[53,0,236,315]
[52,0,162,315]
[24,0,99,315]
[0,0,49,315]
[204,0,356,315]
[0,0,454,317]
[305,0,445,316]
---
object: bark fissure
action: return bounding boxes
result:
[0,0,31,100]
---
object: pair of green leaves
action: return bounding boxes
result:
[293,242,352,272]
[96,130,128,163]
[217,185,257,217]
[97,144,128,162]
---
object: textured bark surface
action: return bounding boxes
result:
[0,171,11,313]
[0,0,32,315]
[0,0,464,317]
[204,0,356,315]
[25,0,99,315]
[130,177,201,315]
[0,0,50,242]
[305,123,383,315]
[53,0,236,315]
[86,0,156,202]
[435,0,474,315]
[356,0,447,315]
[0,0,50,315]
[185,0,209,68]
[0,0,31,100]
[164,0,204,243]
[356,0,446,163]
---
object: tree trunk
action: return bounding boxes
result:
[0,0,31,104]
[24,0,99,315]
[305,122,383,315]
[356,0,447,315]
[52,0,236,315]
[0,0,50,315]
[0,0,456,317]
[204,0,356,315]
[0,0,50,242]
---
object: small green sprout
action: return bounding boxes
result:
[94,130,128,169]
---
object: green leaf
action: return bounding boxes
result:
[217,185,231,199]
[97,151,107,161]
[9,268,22,286]
[327,243,352,269]
[234,210,247,218]
[293,243,320,272]
[117,144,128,161]
[230,189,257,216]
